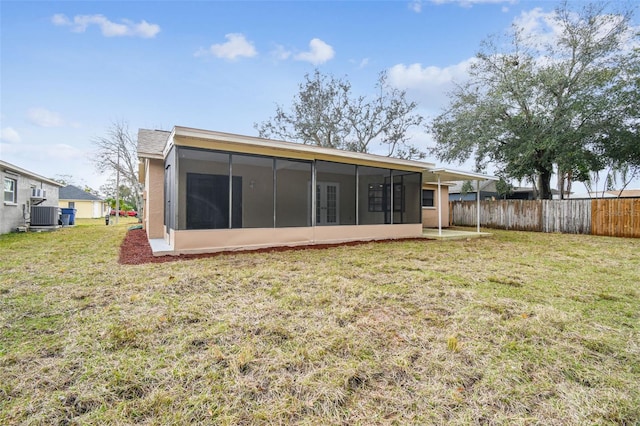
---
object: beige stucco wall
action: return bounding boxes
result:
[144,158,165,239]
[422,184,450,228]
[169,223,422,255]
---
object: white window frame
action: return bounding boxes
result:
[4,177,17,204]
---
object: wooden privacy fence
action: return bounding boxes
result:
[450,198,640,238]
[591,198,640,238]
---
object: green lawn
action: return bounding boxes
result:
[1,219,639,425]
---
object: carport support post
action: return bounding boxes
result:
[437,174,442,236]
[476,179,480,233]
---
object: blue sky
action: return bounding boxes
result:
[1,0,637,192]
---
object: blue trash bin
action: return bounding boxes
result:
[61,208,77,225]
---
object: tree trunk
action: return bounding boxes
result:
[538,169,553,199]
[558,172,565,200]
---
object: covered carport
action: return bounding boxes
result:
[423,168,498,236]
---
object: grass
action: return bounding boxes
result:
[1,219,639,425]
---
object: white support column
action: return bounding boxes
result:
[228,157,233,229]
[438,174,442,236]
[311,161,316,227]
[476,180,480,233]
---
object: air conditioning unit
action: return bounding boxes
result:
[31,188,47,199]
[30,206,59,226]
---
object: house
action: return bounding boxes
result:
[58,185,108,219]
[448,180,560,201]
[1,160,65,234]
[604,189,640,198]
[568,189,640,199]
[137,126,495,255]
[449,180,499,201]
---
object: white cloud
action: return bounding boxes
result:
[388,59,476,112]
[0,143,91,195]
[349,57,370,69]
[196,33,257,60]
[1,128,108,190]
[271,44,292,60]
[512,8,563,50]
[414,0,515,11]
[430,0,516,7]
[512,8,639,55]
[294,38,335,65]
[51,13,160,38]
[48,143,86,160]
[51,13,70,26]
[2,140,86,161]
[1,127,21,144]
[409,1,423,13]
[27,108,65,128]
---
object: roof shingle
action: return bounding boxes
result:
[137,129,170,158]
[59,185,103,201]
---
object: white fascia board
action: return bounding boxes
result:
[171,126,436,170]
[424,168,498,183]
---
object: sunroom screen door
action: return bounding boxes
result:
[186,173,242,229]
[316,182,339,225]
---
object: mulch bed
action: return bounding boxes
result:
[119,228,169,265]
[119,228,431,265]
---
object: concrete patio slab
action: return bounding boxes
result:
[149,238,174,256]
[422,228,492,240]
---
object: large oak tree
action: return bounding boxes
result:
[430,2,639,199]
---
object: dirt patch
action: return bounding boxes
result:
[119,228,430,265]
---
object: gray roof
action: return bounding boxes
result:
[59,185,103,201]
[138,129,170,158]
[449,180,497,193]
[448,180,559,195]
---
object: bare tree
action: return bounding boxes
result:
[92,121,143,214]
[255,70,425,159]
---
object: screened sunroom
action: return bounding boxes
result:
[140,126,432,255]
[165,146,423,231]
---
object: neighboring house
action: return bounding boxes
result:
[448,180,560,201]
[605,189,640,198]
[592,189,640,198]
[138,126,494,255]
[58,185,108,219]
[569,189,640,199]
[1,160,65,234]
[449,180,499,201]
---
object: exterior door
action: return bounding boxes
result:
[316,182,339,225]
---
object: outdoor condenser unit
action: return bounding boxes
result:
[30,206,59,226]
